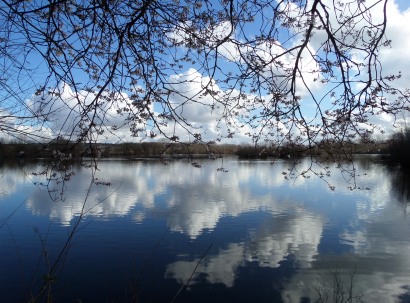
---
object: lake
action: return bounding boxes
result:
[1,156,410,302]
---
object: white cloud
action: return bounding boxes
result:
[160,1,410,142]
[1,1,407,144]
[0,108,54,142]
[379,2,410,88]
[23,82,154,142]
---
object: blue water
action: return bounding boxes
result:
[1,156,410,302]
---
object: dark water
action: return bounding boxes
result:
[1,156,410,302]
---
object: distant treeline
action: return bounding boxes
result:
[384,128,410,168]
[0,141,237,160]
[0,139,389,162]
[235,140,387,159]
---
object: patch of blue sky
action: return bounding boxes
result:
[1,0,408,142]
[395,0,410,11]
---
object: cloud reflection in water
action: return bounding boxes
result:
[2,157,410,302]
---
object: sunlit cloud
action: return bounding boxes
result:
[0,1,408,145]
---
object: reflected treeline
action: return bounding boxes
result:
[387,165,410,207]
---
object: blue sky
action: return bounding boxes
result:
[1,0,409,144]
[395,0,410,10]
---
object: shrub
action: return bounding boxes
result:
[387,128,410,168]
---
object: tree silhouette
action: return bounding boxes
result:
[0,0,408,152]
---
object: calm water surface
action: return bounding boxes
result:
[1,156,410,302]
